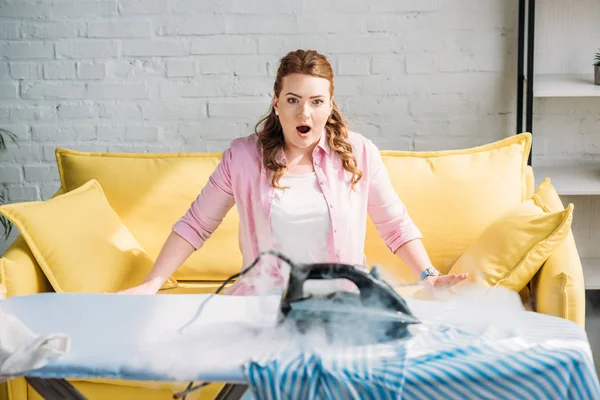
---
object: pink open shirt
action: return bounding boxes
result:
[172,131,422,295]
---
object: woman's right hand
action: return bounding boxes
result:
[114,280,160,295]
[111,231,195,295]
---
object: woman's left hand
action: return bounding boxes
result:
[423,273,467,288]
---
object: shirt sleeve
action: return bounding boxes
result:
[366,139,423,253]
[172,147,236,250]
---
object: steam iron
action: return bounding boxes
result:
[276,258,421,346]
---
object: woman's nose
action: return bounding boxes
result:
[298,103,310,118]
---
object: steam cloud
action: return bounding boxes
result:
[129,256,530,386]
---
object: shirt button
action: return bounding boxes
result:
[334,229,338,233]
[329,204,334,208]
[319,180,324,185]
[314,160,319,166]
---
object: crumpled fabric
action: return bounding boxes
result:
[0,307,70,381]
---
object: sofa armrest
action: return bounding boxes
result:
[0,236,53,298]
[531,229,586,328]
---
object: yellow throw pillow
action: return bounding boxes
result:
[365,133,532,283]
[55,148,241,281]
[0,179,178,293]
[448,194,573,292]
[531,178,586,327]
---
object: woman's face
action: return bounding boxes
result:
[273,73,333,154]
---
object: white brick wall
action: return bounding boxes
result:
[1,0,600,254]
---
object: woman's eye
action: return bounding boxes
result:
[287,98,297,104]
[313,99,323,105]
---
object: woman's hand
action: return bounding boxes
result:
[423,273,467,288]
[110,231,195,295]
[113,279,161,295]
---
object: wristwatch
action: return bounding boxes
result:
[420,266,441,281]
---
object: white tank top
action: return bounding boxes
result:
[270,172,332,265]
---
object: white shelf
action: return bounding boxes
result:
[532,74,600,98]
[533,164,600,195]
[583,258,600,290]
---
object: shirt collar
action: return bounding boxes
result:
[316,131,331,155]
[277,132,331,162]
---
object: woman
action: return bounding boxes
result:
[119,49,466,295]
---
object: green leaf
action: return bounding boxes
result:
[0,215,12,241]
[0,128,18,152]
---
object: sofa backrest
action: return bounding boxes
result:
[55,148,242,282]
[51,133,531,283]
[364,134,532,284]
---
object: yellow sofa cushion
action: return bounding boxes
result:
[364,133,532,283]
[0,179,177,293]
[55,148,241,281]
[531,178,586,327]
[448,193,573,292]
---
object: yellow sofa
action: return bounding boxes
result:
[0,132,586,400]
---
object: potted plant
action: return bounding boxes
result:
[595,49,600,85]
[0,128,17,240]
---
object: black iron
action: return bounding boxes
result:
[277,260,420,345]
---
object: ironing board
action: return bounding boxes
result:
[1,292,599,400]
[0,293,275,399]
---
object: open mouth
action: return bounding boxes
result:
[296,125,311,134]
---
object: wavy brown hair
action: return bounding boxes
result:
[255,49,363,190]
